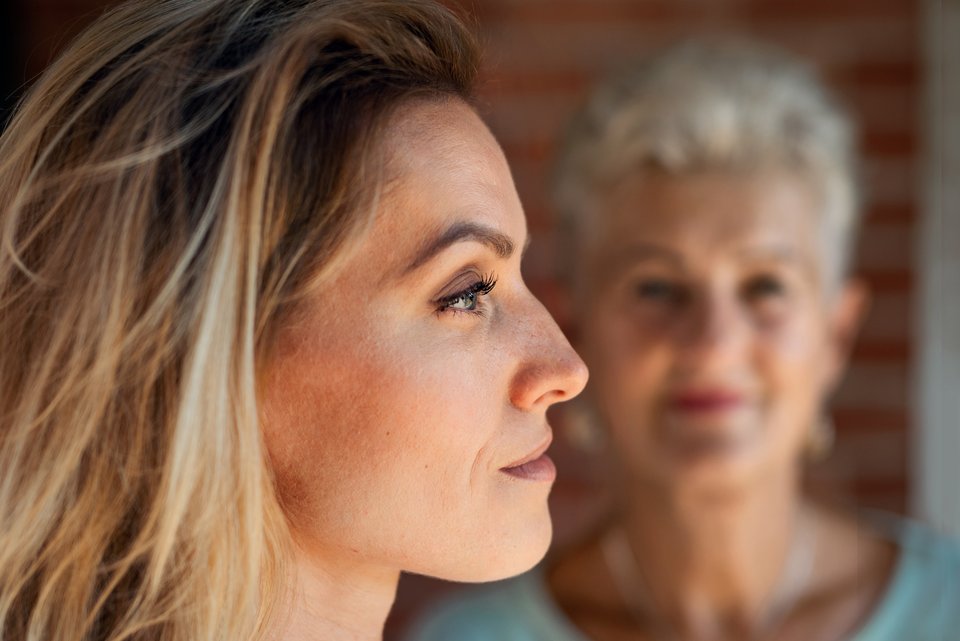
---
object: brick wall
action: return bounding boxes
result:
[6,0,925,634]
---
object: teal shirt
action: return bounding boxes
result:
[406,518,960,641]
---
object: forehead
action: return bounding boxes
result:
[359,99,524,264]
[384,98,504,180]
[590,169,822,255]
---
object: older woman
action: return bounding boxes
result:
[0,1,587,640]
[407,40,959,641]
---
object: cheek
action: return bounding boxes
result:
[581,301,667,428]
[754,316,831,447]
[260,317,506,545]
[260,339,401,520]
[757,314,829,393]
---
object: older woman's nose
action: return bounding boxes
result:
[509,299,589,412]
[674,291,750,370]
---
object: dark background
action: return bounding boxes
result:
[1,1,25,128]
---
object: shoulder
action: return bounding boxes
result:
[878,514,960,586]
[852,514,960,641]
[402,569,583,641]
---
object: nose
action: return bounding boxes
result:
[675,289,748,371]
[509,296,589,411]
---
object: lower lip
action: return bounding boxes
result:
[501,454,556,482]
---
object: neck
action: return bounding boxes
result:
[616,471,811,640]
[271,542,399,641]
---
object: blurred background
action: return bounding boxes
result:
[471,0,922,518]
[3,0,955,636]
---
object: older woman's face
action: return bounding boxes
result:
[260,99,587,582]
[574,170,863,495]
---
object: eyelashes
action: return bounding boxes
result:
[435,273,497,315]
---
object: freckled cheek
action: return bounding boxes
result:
[286,337,504,499]
[259,362,376,511]
[403,343,509,480]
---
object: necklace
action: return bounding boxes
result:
[599,510,817,641]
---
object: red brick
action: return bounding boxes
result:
[866,203,916,222]
[856,221,915,273]
[478,69,590,95]
[480,0,705,26]
[740,0,918,22]
[480,93,579,146]
[844,85,918,136]
[861,158,918,206]
[831,428,908,480]
[834,362,909,410]
[859,292,912,342]
[862,131,917,156]
[853,340,911,362]
[831,60,920,89]
[834,408,910,432]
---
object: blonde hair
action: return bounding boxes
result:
[0,1,477,640]
[553,39,859,286]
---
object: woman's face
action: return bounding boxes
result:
[573,170,863,497]
[260,99,587,582]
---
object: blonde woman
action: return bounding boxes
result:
[0,1,588,640]
[407,40,960,641]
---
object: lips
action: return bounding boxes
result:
[669,389,745,413]
[500,434,556,482]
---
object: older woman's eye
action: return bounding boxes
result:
[743,275,786,301]
[635,279,686,305]
[436,275,497,315]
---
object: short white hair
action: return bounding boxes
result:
[552,39,860,286]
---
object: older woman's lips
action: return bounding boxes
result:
[501,437,556,482]
[669,390,745,412]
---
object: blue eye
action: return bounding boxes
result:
[436,275,497,315]
[445,289,481,311]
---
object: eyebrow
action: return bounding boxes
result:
[404,221,520,274]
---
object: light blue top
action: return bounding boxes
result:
[405,518,960,641]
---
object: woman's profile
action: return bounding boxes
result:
[0,1,588,639]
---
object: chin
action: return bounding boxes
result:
[633,443,760,497]
[670,454,769,500]
[413,507,553,583]
[477,519,553,582]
